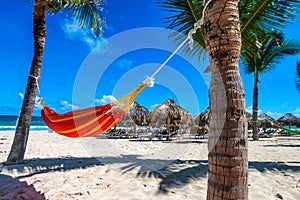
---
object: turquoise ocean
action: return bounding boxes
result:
[0,115,299,132]
[0,115,49,131]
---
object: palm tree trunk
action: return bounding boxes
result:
[6,0,46,165]
[252,71,259,140]
[204,0,248,199]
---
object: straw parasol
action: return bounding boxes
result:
[118,102,150,127]
[193,107,210,134]
[246,112,252,130]
[257,113,277,128]
[150,99,192,133]
[277,113,300,127]
[130,102,151,126]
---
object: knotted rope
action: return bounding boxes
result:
[144,0,213,86]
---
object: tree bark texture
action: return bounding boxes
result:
[6,0,46,164]
[252,71,259,140]
[204,0,248,199]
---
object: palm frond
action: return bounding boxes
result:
[240,0,300,33]
[46,0,105,37]
[240,49,257,74]
[158,0,300,60]
[158,0,206,58]
[262,40,300,73]
[240,0,300,53]
[242,31,300,74]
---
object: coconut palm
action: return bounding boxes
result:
[6,0,104,165]
[203,1,248,199]
[158,1,300,198]
[296,60,300,91]
[242,31,300,140]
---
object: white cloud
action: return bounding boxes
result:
[60,100,79,111]
[150,104,160,110]
[61,19,110,53]
[293,108,300,117]
[117,59,133,70]
[18,92,24,99]
[18,92,43,111]
[265,111,283,120]
[246,105,262,115]
[95,95,117,105]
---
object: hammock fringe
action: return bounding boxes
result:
[41,83,147,138]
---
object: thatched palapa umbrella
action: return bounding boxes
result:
[278,113,300,128]
[193,107,210,134]
[179,105,194,131]
[257,113,277,129]
[150,99,192,133]
[118,102,150,132]
[246,112,252,130]
[130,102,151,126]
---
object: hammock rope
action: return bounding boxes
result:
[41,0,212,138]
[29,75,41,94]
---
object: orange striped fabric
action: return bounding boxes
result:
[41,82,148,138]
[41,104,126,138]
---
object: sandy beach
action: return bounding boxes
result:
[0,131,300,199]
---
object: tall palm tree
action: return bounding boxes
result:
[6,0,104,165]
[296,60,300,91]
[242,31,300,140]
[158,0,300,143]
[158,0,300,199]
[203,0,247,199]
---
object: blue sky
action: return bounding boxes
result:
[0,0,299,119]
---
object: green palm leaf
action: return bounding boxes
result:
[158,0,300,58]
[158,0,206,57]
[240,0,300,52]
[240,0,300,33]
[242,31,300,74]
[46,0,104,37]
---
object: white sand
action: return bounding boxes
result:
[0,131,300,199]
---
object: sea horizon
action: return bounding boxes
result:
[1,113,299,132]
[0,115,49,131]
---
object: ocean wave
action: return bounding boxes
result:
[0,126,49,131]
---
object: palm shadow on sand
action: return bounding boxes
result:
[1,154,300,194]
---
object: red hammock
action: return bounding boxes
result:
[41,82,147,138]
[41,104,126,138]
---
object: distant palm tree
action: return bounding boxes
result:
[242,31,300,140]
[6,0,104,165]
[296,60,300,91]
